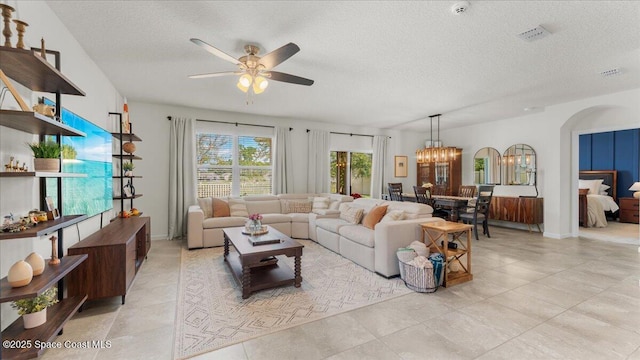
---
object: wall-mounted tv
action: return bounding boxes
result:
[44,99,113,217]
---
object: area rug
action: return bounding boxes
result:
[173,239,411,359]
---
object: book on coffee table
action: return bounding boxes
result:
[248,234,282,246]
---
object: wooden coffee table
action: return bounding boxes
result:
[223,226,304,299]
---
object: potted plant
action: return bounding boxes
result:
[10,287,58,329]
[27,141,61,172]
[122,161,135,176]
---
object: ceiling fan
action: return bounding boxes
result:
[189,38,314,95]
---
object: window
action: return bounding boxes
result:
[197,133,272,197]
[330,151,372,197]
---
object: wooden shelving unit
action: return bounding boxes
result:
[112,154,142,160]
[0,215,87,240]
[0,172,87,178]
[109,112,143,216]
[110,132,141,141]
[0,110,86,136]
[112,194,143,200]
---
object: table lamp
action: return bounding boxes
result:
[629,182,640,199]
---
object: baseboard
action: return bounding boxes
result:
[151,234,170,241]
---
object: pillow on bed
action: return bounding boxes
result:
[578,179,604,195]
[599,184,610,195]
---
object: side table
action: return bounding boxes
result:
[421,221,473,287]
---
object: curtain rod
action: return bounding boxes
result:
[167,116,292,131]
[306,129,391,139]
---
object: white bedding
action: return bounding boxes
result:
[586,194,619,227]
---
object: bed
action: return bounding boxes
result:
[578,170,620,227]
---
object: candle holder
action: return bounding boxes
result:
[12,19,28,49]
[0,4,14,47]
[49,235,60,265]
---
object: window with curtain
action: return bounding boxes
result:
[196,133,273,197]
[330,151,372,197]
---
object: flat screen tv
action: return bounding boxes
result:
[44,99,113,217]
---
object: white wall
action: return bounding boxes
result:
[0,1,122,330]
[439,88,640,238]
[128,101,426,239]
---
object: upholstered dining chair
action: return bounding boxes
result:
[458,185,477,198]
[388,183,403,201]
[459,185,494,240]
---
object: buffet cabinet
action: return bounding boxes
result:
[416,148,462,196]
[489,196,544,232]
[67,217,151,304]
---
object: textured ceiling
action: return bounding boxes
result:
[46,1,640,131]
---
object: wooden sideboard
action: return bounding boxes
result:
[67,217,151,304]
[619,198,639,224]
[489,196,543,232]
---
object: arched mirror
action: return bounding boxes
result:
[502,144,536,185]
[474,147,501,185]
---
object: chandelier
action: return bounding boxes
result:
[416,114,458,164]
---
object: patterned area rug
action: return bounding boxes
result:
[173,239,411,359]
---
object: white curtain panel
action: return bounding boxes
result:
[168,116,197,239]
[371,135,389,199]
[274,126,293,194]
[307,129,330,193]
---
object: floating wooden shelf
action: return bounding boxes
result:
[112,194,143,200]
[112,175,142,179]
[0,46,85,96]
[0,255,88,303]
[0,172,86,178]
[112,154,142,160]
[1,295,87,360]
[0,110,86,136]
[110,132,142,142]
[0,215,88,241]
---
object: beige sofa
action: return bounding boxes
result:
[315,198,445,277]
[187,193,353,249]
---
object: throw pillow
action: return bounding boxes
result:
[362,205,388,229]
[197,197,213,218]
[228,199,249,217]
[380,209,405,223]
[212,198,230,217]
[340,206,364,224]
[281,199,312,214]
[312,197,330,211]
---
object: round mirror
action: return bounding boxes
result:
[474,147,501,185]
[502,144,536,185]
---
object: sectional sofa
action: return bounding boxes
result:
[188,194,444,277]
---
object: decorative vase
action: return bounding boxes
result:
[25,252,45,276]
[23,308,46,329]
[33,158,60,172]
[124,170,133,177]
[8,260,33,288]
[246,219,262,233]
[122,142,136,154]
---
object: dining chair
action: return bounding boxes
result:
[459,185,494,240]
[388,183,403,201]
[431,184,447,196]
[458,185,477,198]
[413,185,430,205]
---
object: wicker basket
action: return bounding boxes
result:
[397,252,438,293]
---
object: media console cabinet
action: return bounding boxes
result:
[67,217,151,304]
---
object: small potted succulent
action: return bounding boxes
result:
[27,141,61,172]
[122,161,135,176]
[10,286,58,329]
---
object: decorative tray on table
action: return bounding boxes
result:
[242,225,269,236]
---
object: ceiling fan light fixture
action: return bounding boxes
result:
[254,76,269,91]
[239,74,252,87]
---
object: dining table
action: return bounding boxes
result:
[402,193,473,221]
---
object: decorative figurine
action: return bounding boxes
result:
[0,3,14,47]
[49,235,60,265]
[40,37,46,57]
[12,19,27,49]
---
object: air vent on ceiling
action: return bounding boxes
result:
[600,68,622,77]
[517,25,551,42]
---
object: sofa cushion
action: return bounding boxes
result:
[281,199,312,214]
[197,197,213,218]
[228,199,249,217]
[339,225,375,248]
[245,199,282,215]
[316,218,350,233]
[312,197,331,211]
[340,206,364,224]
[289,213,311,223]
[203,216,246,229]
[212,198,230,217]
[260,213,291,224]
[362,205,388,229]
[380,209,405,223]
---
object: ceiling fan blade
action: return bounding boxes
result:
[267,71,314,86]
[190,38,241,65]
[259,43,300,69]
[188,71,241,79]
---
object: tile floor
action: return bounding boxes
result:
[40,226,640,360]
